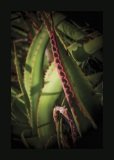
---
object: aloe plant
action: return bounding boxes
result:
[11,11,103,149]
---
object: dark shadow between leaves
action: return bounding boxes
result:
[25,64,32,73]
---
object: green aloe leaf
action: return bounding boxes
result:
[13,44,31,125]
[37,62,62,145]
[55,32,101,132]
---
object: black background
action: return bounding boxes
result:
[61,11,103,33]
[0,0,114,159]
[11,10,103,149]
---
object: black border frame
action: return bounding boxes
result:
[0,0,114,159]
